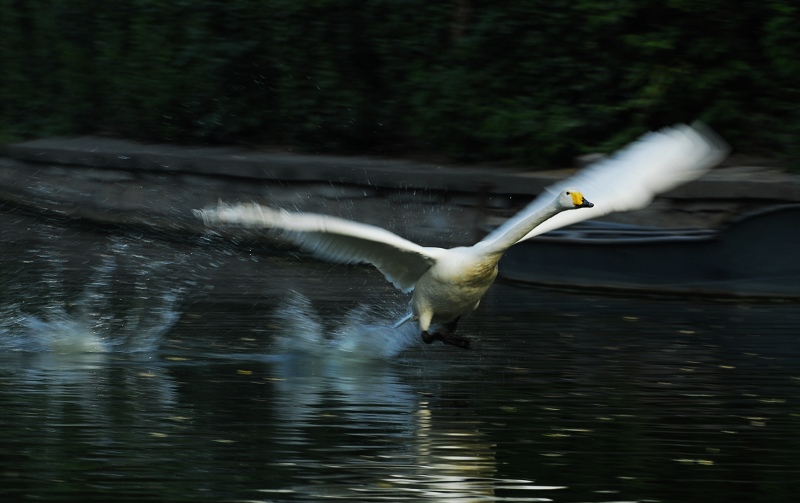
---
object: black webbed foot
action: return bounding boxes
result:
[439,332,471,349]
[420,320,471,349]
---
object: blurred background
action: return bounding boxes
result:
[1,0,798,168]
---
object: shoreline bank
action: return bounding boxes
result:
[1,135,798,247]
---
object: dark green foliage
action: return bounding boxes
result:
[0,0,798,167]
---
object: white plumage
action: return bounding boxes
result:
[196,123,728,348]
[482,123,728,243]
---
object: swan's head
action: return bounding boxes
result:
[557,188,594,210]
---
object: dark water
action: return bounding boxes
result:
[1,209,799,502]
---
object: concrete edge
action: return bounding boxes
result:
[5,135,799,202]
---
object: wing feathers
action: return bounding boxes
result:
[195,202,439,292]
[486,123,729,243]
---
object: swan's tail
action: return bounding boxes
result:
[392,312,415,329]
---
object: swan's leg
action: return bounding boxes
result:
[442,316,461,333]
[421,331,438,344]
[438,316,471,349]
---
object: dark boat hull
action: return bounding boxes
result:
[499,205,800,298]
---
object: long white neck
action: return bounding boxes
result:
[475,197,563,257]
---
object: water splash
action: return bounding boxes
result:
[270,291,419,360]
[9,307,113,353]
[0,236,184,354]
[330,303,420,358]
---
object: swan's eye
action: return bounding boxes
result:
[565,191,571,195]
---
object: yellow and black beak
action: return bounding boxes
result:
[570,191,594,208]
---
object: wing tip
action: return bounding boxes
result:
[687,121,731,164]
[194,200,284,228]
[623,121,730,181]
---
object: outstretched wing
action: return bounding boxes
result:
[195,202,442,293]
[485,123,730,243]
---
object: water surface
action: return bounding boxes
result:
[1,209,798,502]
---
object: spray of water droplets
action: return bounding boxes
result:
[270,291,420,361]
[0,237,186,354]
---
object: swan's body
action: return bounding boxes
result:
[402,189,593,337]
[196,123,728,348]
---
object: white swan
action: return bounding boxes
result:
[196,123,728,348]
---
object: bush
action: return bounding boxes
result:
[0,0,798,168]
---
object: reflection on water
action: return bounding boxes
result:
[263,293,510,501]
[1,208,799,502]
